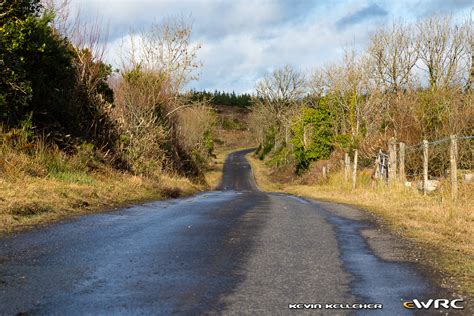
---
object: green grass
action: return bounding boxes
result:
[48,170,96,184]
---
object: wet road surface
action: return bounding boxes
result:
[0,149,446,314]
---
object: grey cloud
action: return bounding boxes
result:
[193,0,318,41]
[411,0,472,17]
[79,0,318,43]
[336,3,388,30]
[73,0,472,93]
[426,0,472,10]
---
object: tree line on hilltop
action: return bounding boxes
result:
[189,90,253,108]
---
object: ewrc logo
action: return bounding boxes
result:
[403,299,464,310]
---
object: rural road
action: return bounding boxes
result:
[0,149,448,315]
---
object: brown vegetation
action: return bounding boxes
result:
[1,3,215,232]
[0,130,203,234]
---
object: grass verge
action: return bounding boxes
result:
[0,135,207,234]
[247,153,474,298]
[0,168,203,235]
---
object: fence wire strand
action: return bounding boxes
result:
[403,135,473,180]
[371,135,473,183]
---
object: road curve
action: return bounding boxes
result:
[0,149,446,315]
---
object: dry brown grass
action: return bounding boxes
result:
[214,129,255,151]
[205,149,229,189]
[213,105,255,151]
[247,153,474,297]
[0,131,204,235]
[0,168,203,235]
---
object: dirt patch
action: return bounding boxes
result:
[212,105,255,151]
[268,164,298,184]
[159,187,182,199]
[9,203,52,217]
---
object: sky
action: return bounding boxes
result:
[70,0,473,93]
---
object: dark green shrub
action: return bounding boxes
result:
[290,104,333,173]
[0,1,118,154]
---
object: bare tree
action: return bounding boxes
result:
[255,65,306,126]
[41,0,73,35]
[417,15,471,90]
[111,70,171,174]
[308,68,328,97]
[122,17,201,95]
[256,65,306,102]
[43,0,111,100]
[326,49,370,140]
[113,18,214,174]
[250,66,306,151]
[368,21,418,92]
[118,16,202,124]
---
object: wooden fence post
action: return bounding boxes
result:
[423,140,429,196]
[450,135,458,201]
[303,125,308,149]
[322,166,327,180]
[399,142,406,183]
[374,154,380,180]
[381,154,387,182]
[372,153,380,190]
[274,133,278,152]
[388,138,397,183]
[375,153,381,180]
[344,153,350,182]
[352,149,358,189]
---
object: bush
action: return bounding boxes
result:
[267,146,293,169]
[291,104,333,173]
[0,1,119,159]
[1,3,75,128]
[255,128,276,160]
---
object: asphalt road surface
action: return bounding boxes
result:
[0,149,449,315]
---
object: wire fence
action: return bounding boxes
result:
[366,134,473,199]
[405,135,473,179]
[333,134,472,199]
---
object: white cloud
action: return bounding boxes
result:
[68,0,473,93]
